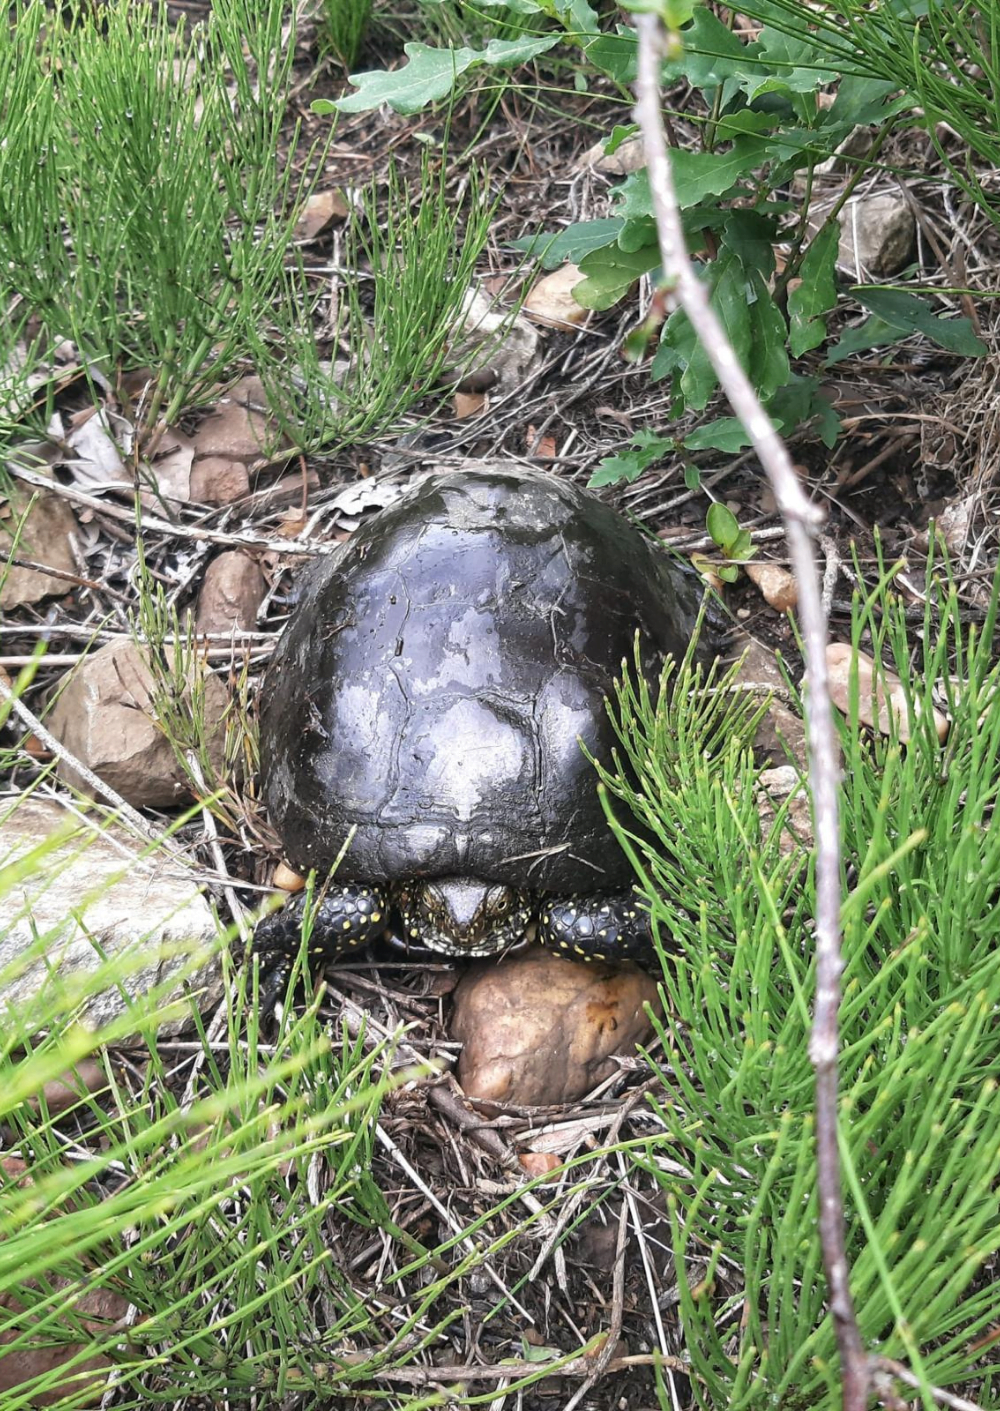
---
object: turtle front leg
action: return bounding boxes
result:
[253,883,389,1008]
[538,892,657,966]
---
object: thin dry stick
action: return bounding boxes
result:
[632,13,867,1409]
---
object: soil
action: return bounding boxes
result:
[3,4,1000,1408]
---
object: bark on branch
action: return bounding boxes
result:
[631,14,867,1408]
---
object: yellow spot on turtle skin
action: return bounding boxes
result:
[410,928,420,938]
[542,913,550,925]
[559,940,569,949]
[574,945,586,955]
[599,928,607,939]
[371,912,382,924]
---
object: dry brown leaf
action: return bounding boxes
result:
[826,643,949,743]
[518,1151,561,1179]
[523,264,590,328]
[142,429,195,509]
[453,391,486,419]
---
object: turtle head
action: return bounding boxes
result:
[398,877,533,955]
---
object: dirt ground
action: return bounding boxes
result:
[5,4,1000,1407]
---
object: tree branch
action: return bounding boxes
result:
[631,13,867,1408]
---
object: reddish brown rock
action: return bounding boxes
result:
[0,486,79,609]
[451,946,661,1106]
[746,561,798,613]
[194,552,266,637]
[189,455,251,506]
[46,638,229,807]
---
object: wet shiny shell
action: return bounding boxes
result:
[260,465,704,896]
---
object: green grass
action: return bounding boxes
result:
[6,550,1000,1407]
[0,0,321,435]
[598,553,1000,1409]
[257,149,501,452]
[321,0,374,69]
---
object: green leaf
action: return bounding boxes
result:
[682,250,752,408]
[332,37,558,115]
[852,287,987,356]
[612,135,769,217]
[683,418,752,453]
[573,241,661,310]
[823,313,899,366]
[683,463,701,491]
[707,501,740,552]
[584,30,637,83]
[515,219,623,269]
[745,25,838,102]
[720,209,779,278]
[824,75,900,128]
[788,221,839,356]
[605,123,639,154]
[554,0,600,38]
[680,7,750,90]
[747,270,789,397]
[617,214,658,254]
[589,428,674,488]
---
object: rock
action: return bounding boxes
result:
[451,287,540,393]
[826,643,949,743]
[189,455,251,507]
[194,552,266,637]
[0,485,79,610]
[46,638,229,808]
[0,797,221,1031]
[272,862,305,892]
[294,187,349,240]
[735,636,808,769]
[577,135,646,176]
[0,1274,129,1407]
[141,429,195,510]
[0,1157,130,1407]
[523,264,590,328]
[745,561,798,613]
[756,765,813,855]
[192,376,275,462]
[838,193,915,278]
[451,946,660,1106]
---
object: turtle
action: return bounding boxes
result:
[254,464,708,981]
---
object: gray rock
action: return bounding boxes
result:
[0,796,222,1032]
[839,193,916,278]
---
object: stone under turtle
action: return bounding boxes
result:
[255,464,707,976]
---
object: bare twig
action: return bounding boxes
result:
[872,1358,988,1411]
[633,14,866,1408]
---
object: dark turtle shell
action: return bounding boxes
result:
[260,465,705,896]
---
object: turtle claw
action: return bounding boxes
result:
[538,892,656,965]
[252,884,390,1009]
